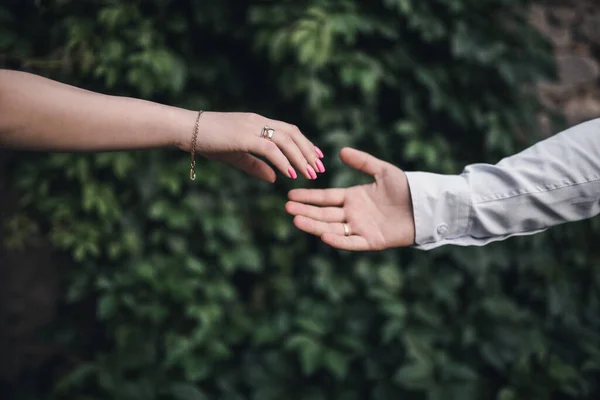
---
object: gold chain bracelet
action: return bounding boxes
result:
[189,110,204,181]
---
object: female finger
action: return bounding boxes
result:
[260,126,316,179]
[269,121,325,174]
[219,152,276,183]
[249,138,297,179]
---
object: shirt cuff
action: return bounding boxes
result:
[404,172,472,250]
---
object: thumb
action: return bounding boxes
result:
[339,147,389,177]
[215,152,276,183]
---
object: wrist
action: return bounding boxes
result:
[171,108,201,152]
[404,172,470,247]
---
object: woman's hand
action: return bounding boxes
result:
[0,71,325,183]
[286,148,415,250]
[184,111,326,182]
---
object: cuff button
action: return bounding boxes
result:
[437,223,448,235]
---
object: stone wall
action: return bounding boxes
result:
[531,0,600,132]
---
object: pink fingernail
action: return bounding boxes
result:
[315,146,324,158]
[288,166,297,179]
[307,165,317,179]
[315,159,325,173]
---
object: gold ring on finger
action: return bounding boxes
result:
[343,223,351,237]
[261,125,275,141]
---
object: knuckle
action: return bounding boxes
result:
[280,132,293,144]
[246,112,264,124]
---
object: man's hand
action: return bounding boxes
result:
[286,147,416,251]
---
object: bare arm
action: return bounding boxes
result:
[0,69,194,152]
[0,70,326,182]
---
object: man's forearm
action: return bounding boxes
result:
[0,70,196,152]
[406,118,600,249]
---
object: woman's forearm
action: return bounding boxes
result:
[0,69,196,152]
[0,69,327,182]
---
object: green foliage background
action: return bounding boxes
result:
[2,0,600,399]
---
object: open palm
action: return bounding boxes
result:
[286,148,416,251]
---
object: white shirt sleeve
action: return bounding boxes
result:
[404,118,600,250]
